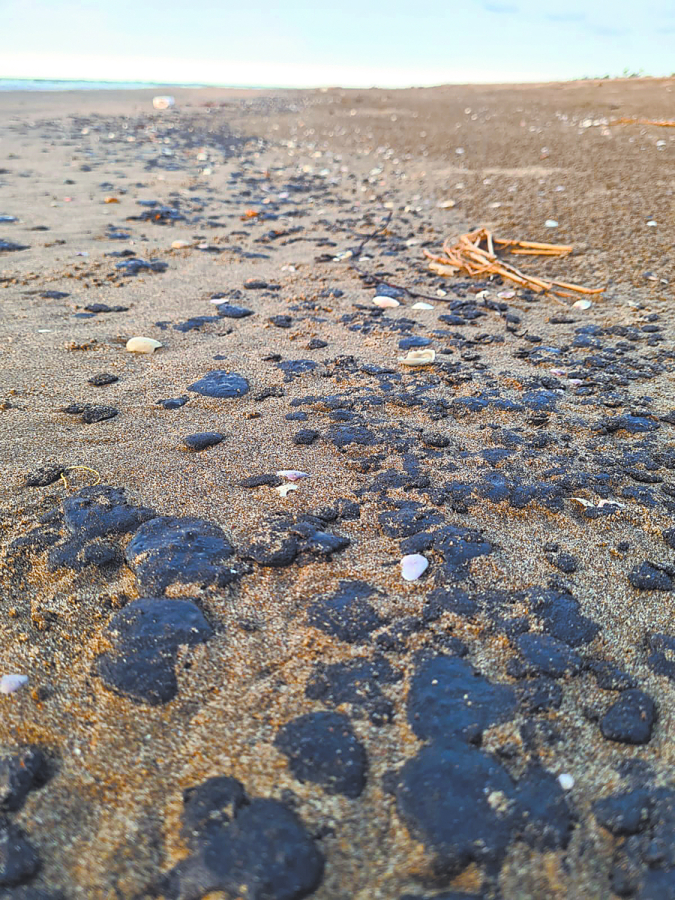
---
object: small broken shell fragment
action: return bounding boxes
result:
[373,296,400,308]
[171,240,191,250]
[570,496,623,510]
[573,298,592,310]
[276,470,310,481]
[126,337,163,354]
[436,199,456,209]
[411,301,434,310]
[0,674,28,695]
[276,484,298,498]
[399,349,436,367]
[401,554,429,581]
[153,95,175,110]
[558,774,575,791]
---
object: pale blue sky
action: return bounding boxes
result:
[1,0,673,86]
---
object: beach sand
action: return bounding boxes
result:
[1,79,675,899]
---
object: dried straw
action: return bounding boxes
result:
[424,227,604,299]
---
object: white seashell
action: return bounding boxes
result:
[276,470,310,481]
[373,296,400,308]
[647,220,657,227]
[153,96,175,110]
[550,368,567,377]
[0,674,28,695]
[401,554,429,581]
[558,774,574,791]
[275,484,298,497]
[412,302,434,309]
[436,199,456,209]
[545,219,559,228]
[399,349,436,367]
[126,337,163,354]
[333,250,353,261]
[497,290,516,299]
[570,496,593,508]
[573,299,592,310]
[171,240,191,250]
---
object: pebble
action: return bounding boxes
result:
[161,785,324,898]
[24,465,65,488]
[88,373,118,386]
[125,337,162,354]
[411,301,434,309]
[0,674,28,695]
[558,774,575,791]
[188,371,250,399]
[95,598,213,705]
[399,336,431,350]
[158,397,189,410]
[63,403,118,424]
[293,429,319,445]
[216,303,254,318]
[0,820,40,887]
[600,690,656,744]
[115,258,167,276]
[125,516,235,594]
[307,580,383,644]
[62,485,155,540]
[0,748,49,811]
[274,711,368,798]
[182,432,224,452]
[400,553,429,581]
[269,314,293,328]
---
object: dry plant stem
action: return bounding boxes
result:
[610,117,675,127]
[426,227,604,301]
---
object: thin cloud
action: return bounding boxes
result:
[588,23,629,36]
[483,2,518,13]
[545,12,585,22]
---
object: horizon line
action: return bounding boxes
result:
[1,74,673,91]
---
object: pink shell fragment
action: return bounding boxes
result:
[401,554,429,581]
[0,674,28,695]
[276,470,310,482]
[373,296,400,308]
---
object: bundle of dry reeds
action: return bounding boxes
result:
[423,228,604,299]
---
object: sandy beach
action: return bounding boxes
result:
[1,79,675,899]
